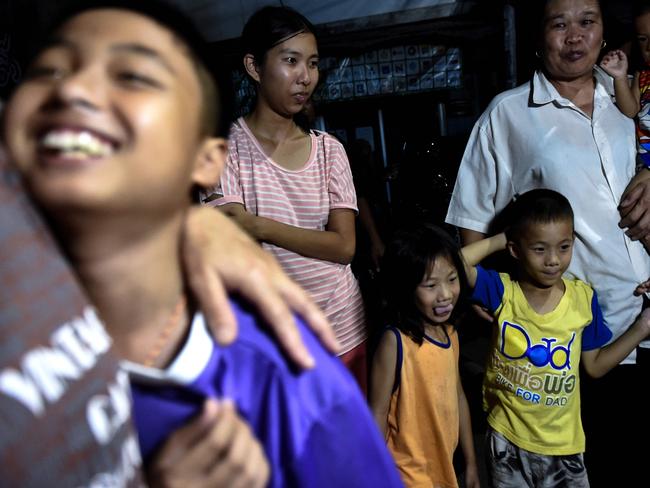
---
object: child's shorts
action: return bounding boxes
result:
[486,427,589,488]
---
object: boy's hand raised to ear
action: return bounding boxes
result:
[182,207,339,368]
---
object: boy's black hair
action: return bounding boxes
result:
[505,189,574,242]
[24,0,232,138]
[240,5,317,133]
[381,224,468,345]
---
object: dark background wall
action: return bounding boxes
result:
[0,0,639,225]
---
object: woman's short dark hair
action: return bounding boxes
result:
[381,224,468,345]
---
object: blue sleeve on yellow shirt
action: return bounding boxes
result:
[581,291,613,351]
[470,266,505,314]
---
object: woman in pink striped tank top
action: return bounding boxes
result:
[204,6,368,393]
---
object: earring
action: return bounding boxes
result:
[601,40,607,49]
[535,50,542,58]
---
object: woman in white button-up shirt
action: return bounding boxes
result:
[446,0,650,486]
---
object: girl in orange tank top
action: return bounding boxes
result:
[370,224,480,488]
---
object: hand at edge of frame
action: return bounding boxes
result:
[182,206,339,369]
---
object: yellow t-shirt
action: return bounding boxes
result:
[472,267,612,455]
[385,326,460,488]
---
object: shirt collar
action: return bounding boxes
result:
[531,66,614,106]
[122,312,215,386]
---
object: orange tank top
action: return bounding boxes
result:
[385,326,460,488]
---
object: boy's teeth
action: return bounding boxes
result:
[41,130,113,157]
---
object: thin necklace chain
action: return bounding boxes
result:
[142,295,187,368]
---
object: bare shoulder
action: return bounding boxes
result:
[373,328,398,364]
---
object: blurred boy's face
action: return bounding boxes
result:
[509,219,574,289]
[3,9,219,218]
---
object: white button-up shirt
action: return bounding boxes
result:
[446,68,650,361]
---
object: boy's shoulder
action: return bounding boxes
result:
[211,299,402,486]
[228,297,347,376]
[223,297,364,415]
[476,265,511,288]
[479,270,594,304]
[499,270,594,297]
[130,298,404,487]
[128,296,361,415]
[128,296,367,457]
[562,276,596,302]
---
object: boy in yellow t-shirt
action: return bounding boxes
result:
[460,189,650,487]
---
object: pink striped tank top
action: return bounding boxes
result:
[207,118,367,354]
